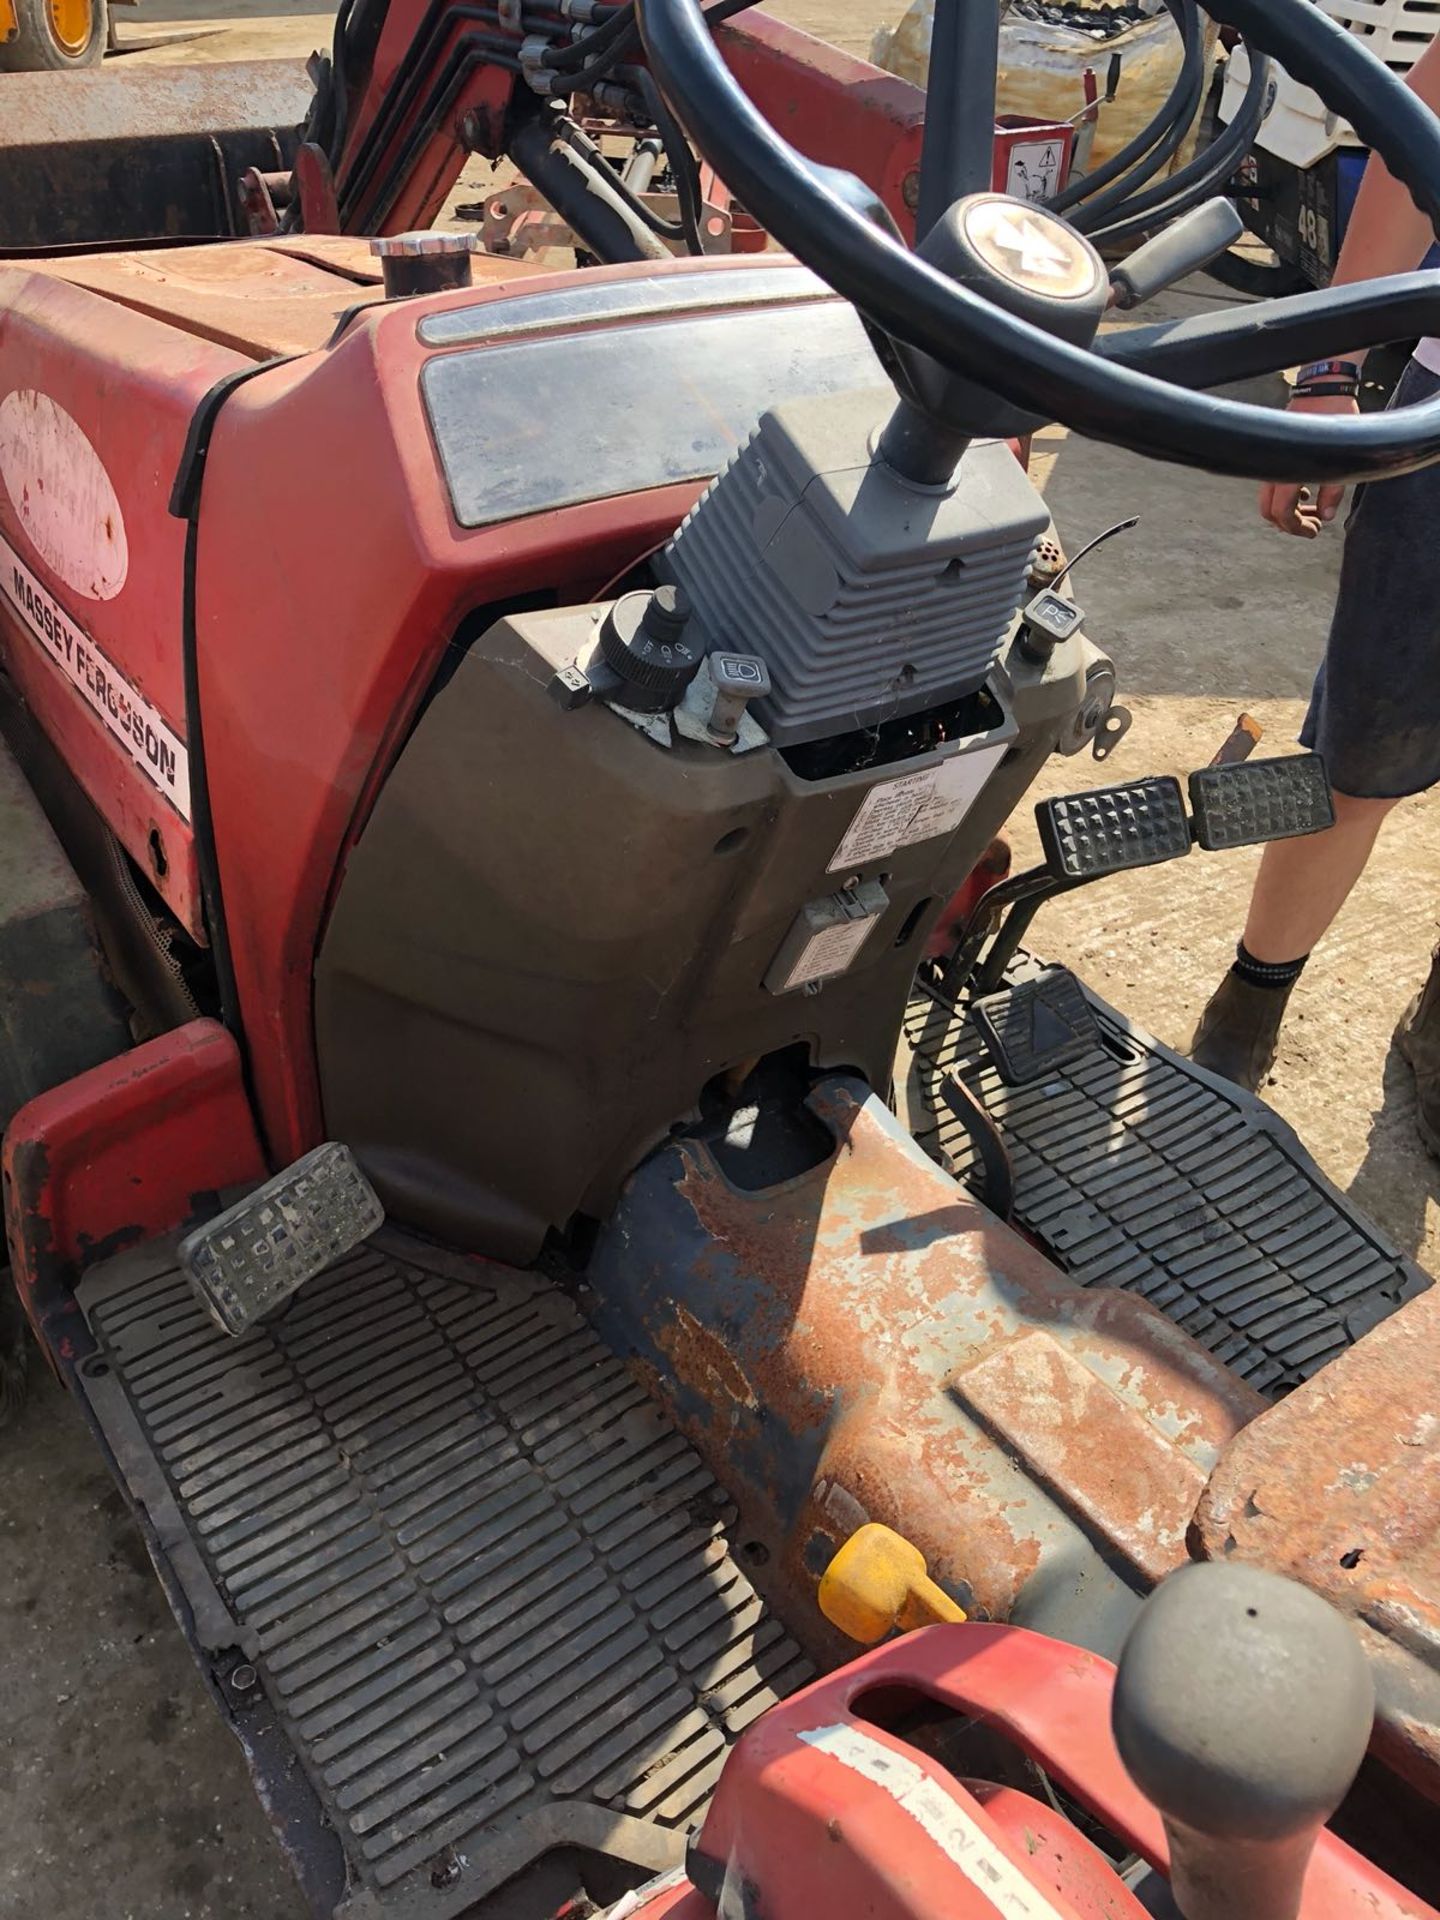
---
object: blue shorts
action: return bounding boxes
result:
[1300,357,1440,800]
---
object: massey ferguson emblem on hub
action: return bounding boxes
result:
[0,529,190,819]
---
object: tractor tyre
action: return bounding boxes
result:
[0,1271,30,1433]
[0,0,106,69]
[1204,245,1308,300]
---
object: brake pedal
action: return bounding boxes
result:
[970,967,1101,1084]
[1037,775,1191,880]
[1188,752,1334,851]
[178,1142,384,1337]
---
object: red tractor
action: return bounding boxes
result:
[2,0,1439,1915]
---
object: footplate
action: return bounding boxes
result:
[906,962,1429,1396]
[76,1232,811,1919]
[179,1140,384,1336]
[1188,752,1334,851]
[970,967,1101,1084]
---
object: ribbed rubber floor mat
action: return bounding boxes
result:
[904,973,1428,1397]
[78,1233,811,1915]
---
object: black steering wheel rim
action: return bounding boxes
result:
[636,0,1440,482]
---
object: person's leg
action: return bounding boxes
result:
[1241,789,1399,964]
[1189,359,1440,1095]
[1189,790,1399,1092]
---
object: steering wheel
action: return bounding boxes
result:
[635,0,1440,482]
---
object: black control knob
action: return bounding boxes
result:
[598,587,702,712]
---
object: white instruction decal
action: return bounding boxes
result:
[0,528,190,819]
[799,1723,1065,1919]
[829,743,1006,872]
[0,389,128,601]
[783,912,877,992]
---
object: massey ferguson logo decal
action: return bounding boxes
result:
[0,530,191,820]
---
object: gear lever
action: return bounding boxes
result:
[1112,1562,1375,1920]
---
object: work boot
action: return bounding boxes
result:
[1397,948,1440,1158]
[1188,970,1296,1093]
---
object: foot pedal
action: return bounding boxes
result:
[178,1141,384,1336]
[970,967,1101,1084]
[1037,775,1191,880]
[1188,752,1334,851]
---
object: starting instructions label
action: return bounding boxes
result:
[829,742,1007,872]
[0,529,190,820]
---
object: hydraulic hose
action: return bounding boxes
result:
[559,112,691,241]
[1069,0,1208,232]
[1092,45,1272,245]
[637,67,706,251]
[509,106,672,259]
[1046,0,1200,218]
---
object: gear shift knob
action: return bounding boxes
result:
[1113,1562,1375,1920]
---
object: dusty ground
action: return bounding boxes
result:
[3,3,1439,1916]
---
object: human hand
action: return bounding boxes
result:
[1258,391,1361,537]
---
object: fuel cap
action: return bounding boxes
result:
[369,230,477,297]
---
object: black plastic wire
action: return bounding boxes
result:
[328,0,356,165]
[543,0,636,68]
[547,0,759,87]
[1045,0,1199,217]
[1090,47,1271,244]
[638,66,705,251]
[347,32,524,226]
[559,114,690,238]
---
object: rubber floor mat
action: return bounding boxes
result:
[904,968,1429,1397]
[77,1232,811,1919]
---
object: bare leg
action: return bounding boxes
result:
[1191,789,1400,1090]
[1241,789,1399,964]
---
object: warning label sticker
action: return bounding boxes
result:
[782,911,878,992]
[0,529,190,820]
[829,743,1006,872]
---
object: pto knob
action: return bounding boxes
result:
[1112,1562,1374,1920]
[597,587,702,713]
[369,230,477,298]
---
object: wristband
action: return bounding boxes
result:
[1291,380,1359,400]
[1295,357,1362,386]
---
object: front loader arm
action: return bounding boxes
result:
[315,2,925,238]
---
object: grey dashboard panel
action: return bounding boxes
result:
[416,264,830,346]
[420,298,887,530]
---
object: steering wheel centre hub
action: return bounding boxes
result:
[959,196,1101,303]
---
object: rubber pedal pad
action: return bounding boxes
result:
[1037,775,1191,880]
[178,1140,384,1336]
[969,968,1102,1085]
[1188,752,1334,851]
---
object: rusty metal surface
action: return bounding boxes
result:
[0,60,309,249]
[24,235,539,358]
[0,58,310,149]
[293,142,340,235]
[589,1077,1262,1665]
[1196,1285,1440,1800]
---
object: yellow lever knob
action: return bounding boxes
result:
[819,1523,968,1645]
